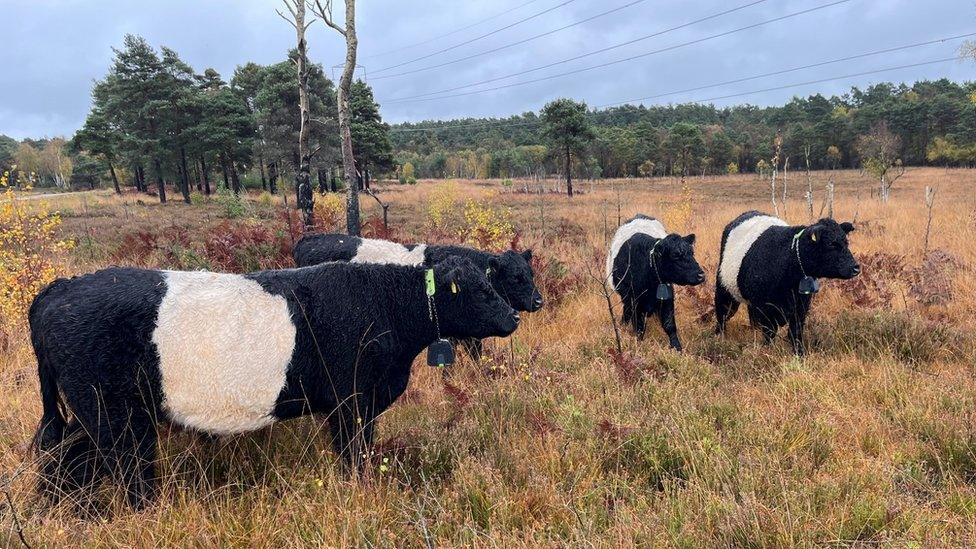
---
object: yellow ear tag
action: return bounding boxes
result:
[451,282,458,294]
[810,233,817,242]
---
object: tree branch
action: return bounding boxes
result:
[275,8,298,30]
[310,0,346,35]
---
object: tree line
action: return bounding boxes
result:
[391,79,976,181]
[0,34,393,204]
[3,38,975,199]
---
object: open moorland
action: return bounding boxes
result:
[1,167,975,546]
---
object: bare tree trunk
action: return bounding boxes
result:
[229,157,242,195]
[781,156,790,206]
[179,146,192,203]
[338,5,360,234]
[295,4,315,229]
[108,161,121,194]
[220,155,230,190]
[200,157,211,195]
[259,155,268,191]
[804,145,813,220]
[153,157,167,203]
[312,0,360,234]
[268,161,278,195]
[565,147,573,197]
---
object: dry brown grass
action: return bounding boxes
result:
[2,168,975,546]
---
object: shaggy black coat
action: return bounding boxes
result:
[610,224,705,351]
[293,234,543,358]
[715,211,859,354]
[31,257,517,509]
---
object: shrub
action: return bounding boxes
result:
[0,170,73,343]
[425,181,461,238]
[257,191,274,207]
[313,192,343,230]
[189,191,205,205]
[362,214,397,241]
[215,185,247,218]
[204,220,292,273]
[399,162,415,185]
[461,197,514,251]
[530,252,585,307]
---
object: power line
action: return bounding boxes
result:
[595,32,976,108]
[688,56,958,104]
[372,0,579,74]
[388,53,963,134]
[363,0,543,59]
[383,0,848,104]
[370,0,647,81]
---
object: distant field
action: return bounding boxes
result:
[2,168,975,546]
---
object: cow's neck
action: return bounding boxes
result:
[386,268,440,360]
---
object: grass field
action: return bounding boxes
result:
[1,168,975,546]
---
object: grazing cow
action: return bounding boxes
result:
[293,234,543,358]
[714,211,859,354]
[606,215,705,351]
[31,257,518,509]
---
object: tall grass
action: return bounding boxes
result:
[1,168,975,546]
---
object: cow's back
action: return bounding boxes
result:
[718,212,788,303]
[606,215,667,279]
[293,233,361,267]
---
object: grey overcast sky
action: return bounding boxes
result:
[1,0,973,139]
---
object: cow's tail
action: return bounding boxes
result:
[30,278,70,454]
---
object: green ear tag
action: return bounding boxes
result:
[425,269,436,297]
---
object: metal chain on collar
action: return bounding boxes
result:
[649,240,662,285]
[425,269,441,339]
[792,229,809,278]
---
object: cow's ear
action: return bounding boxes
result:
[808,225,824,243]
[683,234,696,245]
[840,222,855,234]
[521,249,533,262]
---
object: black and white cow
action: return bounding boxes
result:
[606,215,705,351]
[293,234,543,358]
[714,211,860,354]
[31,257,517,508]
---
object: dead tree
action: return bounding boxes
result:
[277,0,316,230]
[804,144,813,220]
[311,0,360,235]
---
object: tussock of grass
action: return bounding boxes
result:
[815,310,968,365]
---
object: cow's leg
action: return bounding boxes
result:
[787,295,812,356]
[748,305,778,345]
[93,406,158,510]
[329,402,377,470]
[621,299,634,325]
[631,306,648,340]
[38,419,101,503]
[714,283,739,334]
[657,298,682,351]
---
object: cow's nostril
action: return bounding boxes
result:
[513,312,521,324]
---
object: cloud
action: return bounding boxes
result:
[0,0,971,139]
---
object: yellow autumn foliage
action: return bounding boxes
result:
[0,171,73,340]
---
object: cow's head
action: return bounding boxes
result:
[433,257,519,339]
[488,249,544,313]
[652,234,706,286]
[798,218,860,280]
